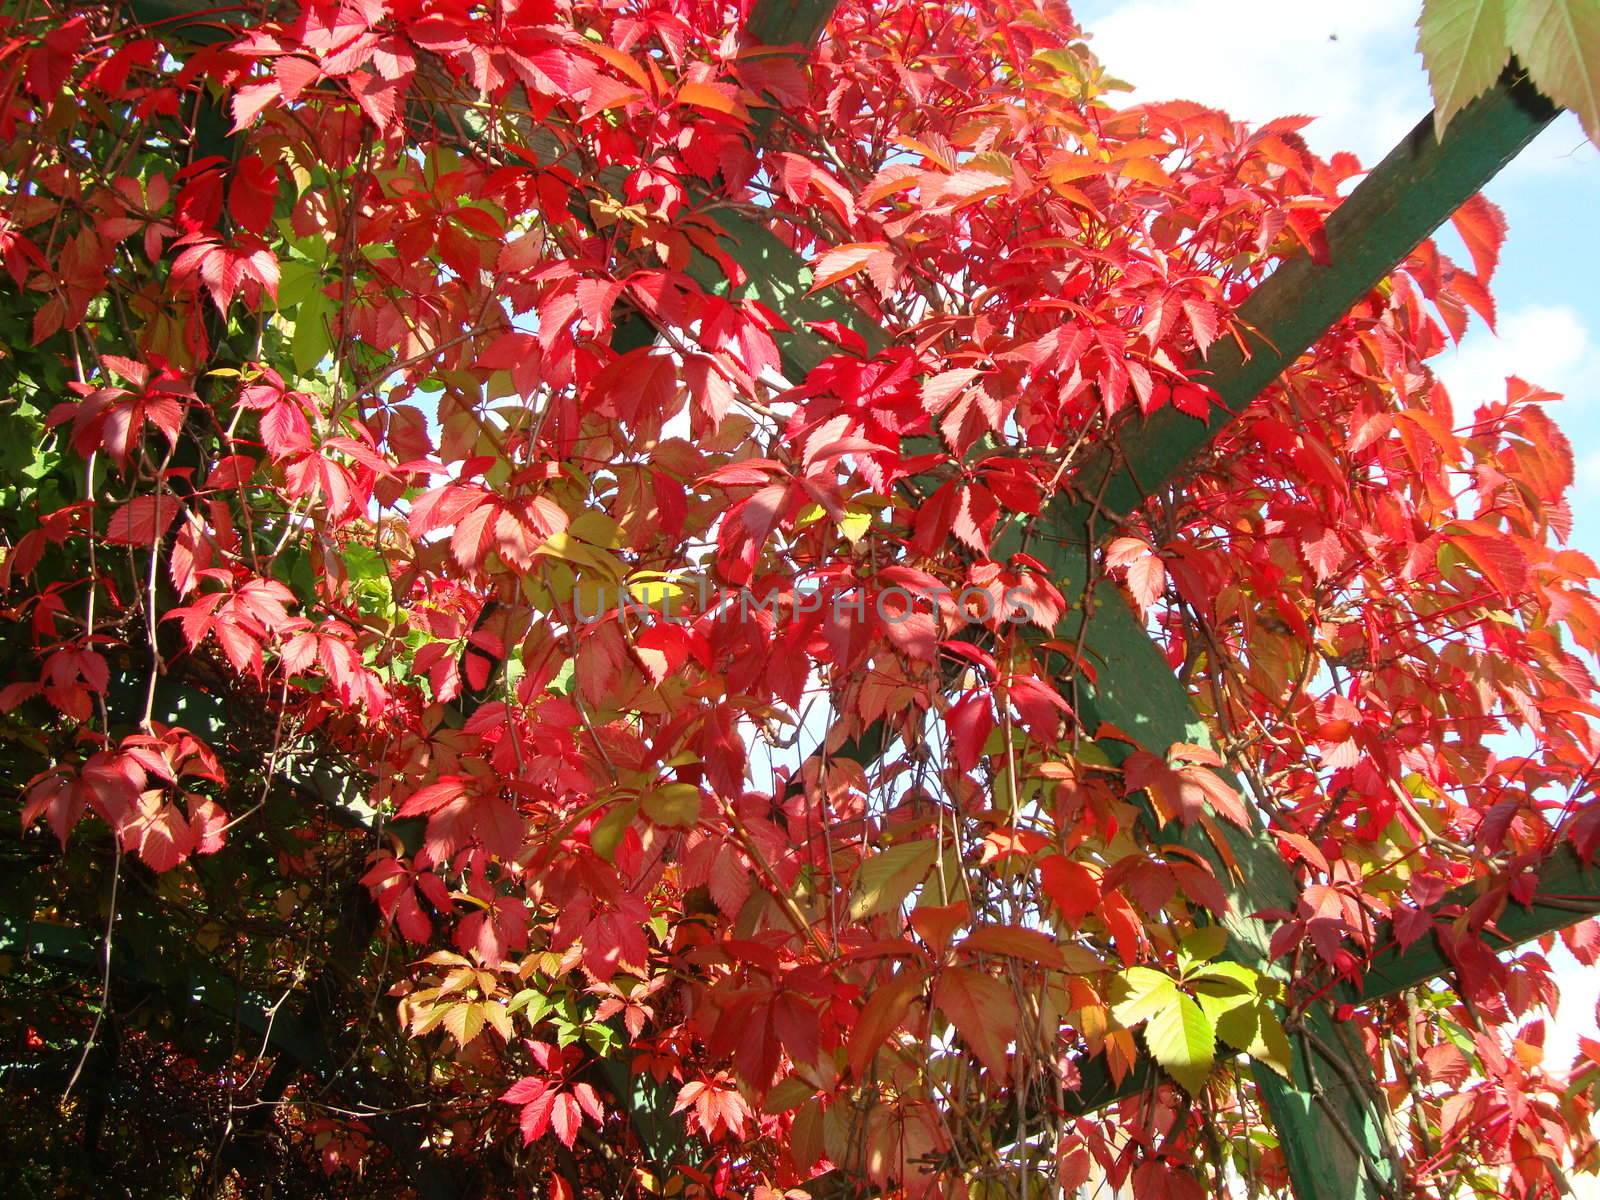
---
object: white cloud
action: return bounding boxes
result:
[1431,304,1599,415]
[1548,947,1600,1072]
[1073,0,1429,165]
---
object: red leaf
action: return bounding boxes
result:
[230,81,280,131]
[501,1076,546,1106]
[945,692,993,773]
[1285,208,1330,265]
[1453,532,1529,598]
[518,1085,557,1144]
[397,776,472,818]
[228,155,278,234]
[549,1092,582,1148]
[1039,855,1099,922]
[922,367,980,414]
[105,494,180,545]
[1301,524,1345,582]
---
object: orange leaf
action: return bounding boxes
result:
[1116,157,1175,189]
[584,42,652,94]
[676,80,747,120]
[847,969,923,1079]
[1451,193,1507,282]
[809,242,887,291]
[934,966,1016,1076]
[958,924,1067,967]
[1177,766,1249,828]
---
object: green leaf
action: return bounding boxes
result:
[640,783,701,828]
[849,839,939,920]
[274,258,323,310]
[1109,966,1179,1028]
[1189,961,1290,1078]
[1188,959,1259,995]
[1193,968,1258,1024]
[590,801,638,859]
[913,846,967,908]
[1214,996,1293,1079]
[291,290,332,373]
[1418,0,1511,135]
[508,988,554,1026]
[1509,0,1600,143]
[341,542,388,581]
[583,1021,620,1054]
[1177,925,1229,972]
[1143,990,1216,1094]
[764,1075,815,1114]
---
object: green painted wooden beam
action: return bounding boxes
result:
[1023,549,1398,1200]
[747,0,841,48]
[1351,843,1600,1002]
[1055,842,1600,1119]
[696,61,1572,1200]
[1068,68,1557,520]
[686,210,886,378]
[125,0,246,42]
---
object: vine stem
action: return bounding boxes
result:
[61,839,123,1103]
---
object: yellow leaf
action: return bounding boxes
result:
[1508,0,1600,145]
[850,839,939,920]
[1117,157,1176,189]
[1142,991,1215,1093]
[441,1001,486,1049]
[538,531,625,580]
[838,508,872,544]
[569,509,623,548]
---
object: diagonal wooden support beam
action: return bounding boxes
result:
[1067,69,1557,520]
[747,0,842,48]
[1351,843,1600,1003]
[1026,547,1400,1200]
[354,1,1565,1191]
[688,61,1569,1200]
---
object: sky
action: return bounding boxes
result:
[1071,0,1600,1069]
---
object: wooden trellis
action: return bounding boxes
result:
[711,6,1599,1200]
[8,4,1598,1198]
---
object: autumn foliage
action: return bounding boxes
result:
[2,2,1600,1198]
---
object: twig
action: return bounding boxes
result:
[62,840,123,1102]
